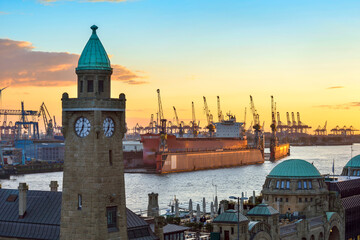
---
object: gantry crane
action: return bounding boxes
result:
[291,112,297,133]
[217,96,224,122]
[157,89,167,135]
[0,102,39,139]
[286,112,291,133]
[203,96,215,136]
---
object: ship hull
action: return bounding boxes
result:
[141,133,264,173]
[157,149,264,173]
[270,143,290,161]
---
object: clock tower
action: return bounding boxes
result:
[60,25,128,240]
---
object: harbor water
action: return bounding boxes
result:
[0,145,358,213]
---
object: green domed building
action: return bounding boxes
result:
[262,159,329,216]
[341,154,360,176]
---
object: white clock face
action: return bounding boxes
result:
[75,117,91,138]
[103,117,115,137]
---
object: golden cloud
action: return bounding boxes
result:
[315,102,360,110]
[0,38,147,87]
[326,86,344,90]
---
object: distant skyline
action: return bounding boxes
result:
[1,0,360,132]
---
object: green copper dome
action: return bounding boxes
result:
[77,25,111,71]
[268,159,322,179]
[247,204,278,216]
[345,155,360,168]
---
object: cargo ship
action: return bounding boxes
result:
[141,115,265,173]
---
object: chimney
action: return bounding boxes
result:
[147,192,159,217]
[18,182,28,218]
[49,181,59,192]
[154,216,165,240]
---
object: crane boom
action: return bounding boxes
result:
[38,102,53,138]
[173,106,180,127]
[156,89,167,134]
[249,95,260,128]
[191,102,199,137]
[243,107,247,128]
[217,96,223,122]
[270,96,276,130]
[203,96,215,135]
[297,112,302,126]
[157,89,164,120]
[203,96,211,125]
[277,112,281,125]
[192,102,196,124]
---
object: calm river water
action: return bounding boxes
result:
[1,145,359,213]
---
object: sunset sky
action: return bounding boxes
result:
[1,0,360,133]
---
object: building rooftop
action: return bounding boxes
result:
[246,203,279,216]
[268,159,322,179]
[77,25,112,71]
[0,188,157,240]
[213,209,248,223]
[345,154,360,168]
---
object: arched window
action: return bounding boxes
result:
[303,181,307,189]
[286,181,290,189]
[308,181,312,189]
[276,180,280,189]
[281,181,285,189]
[357,170,360,176]
[298,181,302,189]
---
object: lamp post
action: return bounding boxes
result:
[229,196,240,240]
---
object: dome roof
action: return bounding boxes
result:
[345,155,360,168]
[76,25,111,71]
[247,204,278,216]
[268,159,322,179]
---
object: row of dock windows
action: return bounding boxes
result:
[275,180,290,189]
[351,170,360,176]
[273,197,314,203]
[298,180,312,189]
[298,197,313,203]
[273,180,313,190]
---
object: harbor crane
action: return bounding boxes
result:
[191,102,199,137]
[157,89,167,135]
[250,95,262,149]
[286,112,292,133]
[315,121,327,135]
[173,106,183,136]
[0,86,8,106]
[243,107,247,129]
[203,96,215,136]
[270,96,277,134]
[291,112,297,133]
[217,96,224,122]
[270,96,278,160]
[38,102,54,138]
[0,102,39,139]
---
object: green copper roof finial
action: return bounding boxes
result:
[91,25,98,32]
[76,25,112,71]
